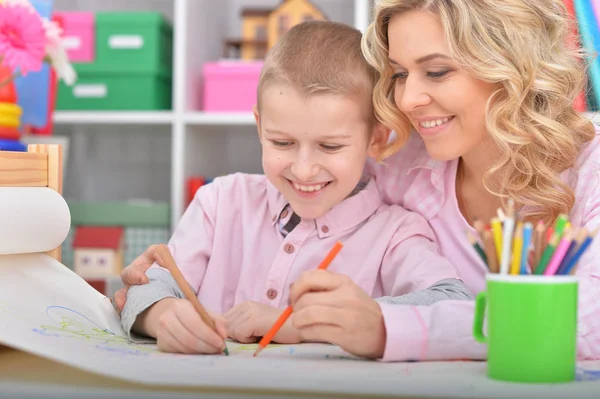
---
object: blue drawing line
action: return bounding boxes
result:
[32,328,60,337]
[289,347,295,355]
[45,306,114,335]
[95,342,151,357]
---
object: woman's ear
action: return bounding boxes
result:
[253,104,261,138]
[367,123,391,158]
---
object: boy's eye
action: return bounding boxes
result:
[320,144,344,152]
[271,140,293,148]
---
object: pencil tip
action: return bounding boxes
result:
[253,346,263,357]
[224,347,229,356]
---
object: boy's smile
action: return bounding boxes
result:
[254,85,380,220]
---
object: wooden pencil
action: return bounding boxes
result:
[253,241,344,357]
[499,200,516,275]
[482,229,499,273]
[467,230,487,265]
[154,244,229,356]
[473,218,487,241]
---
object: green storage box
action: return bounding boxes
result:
[68,201,171,228]
[56,68,171,110]
[94,12,173,75]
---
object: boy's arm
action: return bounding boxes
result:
[120,181,220,340]
[121,268,184,340]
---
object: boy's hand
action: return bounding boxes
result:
[224,301,301,344]
[145,298,228,354]
[289,270,386,359]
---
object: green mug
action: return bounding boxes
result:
[473,274,578,383]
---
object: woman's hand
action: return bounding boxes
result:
[289,270,387,359]
[224,301,301,344]
[112,244,162,314]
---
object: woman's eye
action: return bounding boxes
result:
[391,72,408,81]
[427,70,451,78]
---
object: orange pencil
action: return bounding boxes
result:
[253,241,344,357]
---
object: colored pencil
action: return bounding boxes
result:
[499,200,516,274]
[560,229,597,275]
[467,211,596,277]
[546,226,555,243]
[543,230,573,275]
[467,230,487,265]
[253,241,344,357]
[154,244,229,356]
[554,214,569,237]
[533,221,546,268]
[556,228,587,275]
[473,218,487,241]
[497,208,506,221]
[534,231,561,275]
[482,229,499,273]
[510,222,523,275]
[520,222,533,274]
[490,218,504,264]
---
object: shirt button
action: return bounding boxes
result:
[272,214,277,222]
[266,288,278,300]
[280,209,289,219]
[284,243,295,254]
[321,225,329,233]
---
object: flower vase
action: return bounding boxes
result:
[0,64,26,151]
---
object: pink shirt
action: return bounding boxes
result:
[368,132,600,361]
[161,174,459,314]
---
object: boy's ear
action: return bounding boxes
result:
[367,123,391,159]
[253,105,261,138]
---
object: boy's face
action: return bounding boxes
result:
[255,85,384,220]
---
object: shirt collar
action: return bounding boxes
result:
[267,177,382,237]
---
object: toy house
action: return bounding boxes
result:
[225,0,326,60]
[72,226,125,279]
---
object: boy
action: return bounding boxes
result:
[121,21,472,358]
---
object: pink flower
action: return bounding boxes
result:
[0,3,46,75]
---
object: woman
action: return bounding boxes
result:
[115,0,600,361]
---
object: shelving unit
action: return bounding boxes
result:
[52,0,374,230]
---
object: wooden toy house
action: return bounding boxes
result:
[225,0,326,60]
[72,226,125,278]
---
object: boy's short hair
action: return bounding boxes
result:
[257,20,377,126]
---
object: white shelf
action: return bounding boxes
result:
[52,0,373,229]
[184,112,255,126]
[54,111,174,125]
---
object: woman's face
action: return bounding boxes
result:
[388,10,496,161]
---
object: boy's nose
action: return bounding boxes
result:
[291,158,320,181]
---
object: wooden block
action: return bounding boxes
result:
[28,144,64,262]
[0,151,48,187]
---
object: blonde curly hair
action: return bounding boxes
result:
[362,0,596,223]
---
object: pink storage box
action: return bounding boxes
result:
[202,61,263,112]
[53,12,95,62]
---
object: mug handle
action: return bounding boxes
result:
[473,291,488,344]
